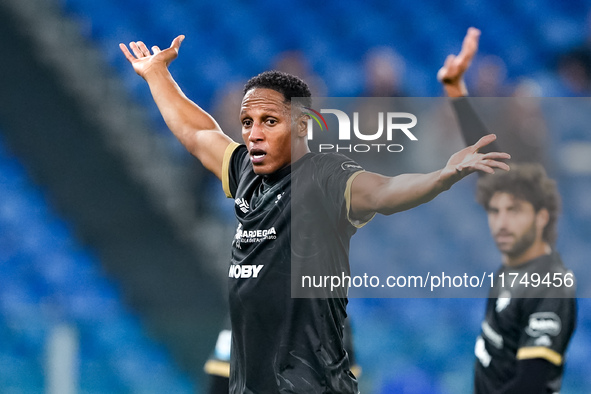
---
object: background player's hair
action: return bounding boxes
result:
[476,163,561,245]
[243,70,312,108]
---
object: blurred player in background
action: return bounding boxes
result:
[204,317,361,393]
[472,164,576,393]
[439,28,577,394]
[119,32,509,393]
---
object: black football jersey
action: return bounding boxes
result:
[474,252,577,393]
[222,143,370,394]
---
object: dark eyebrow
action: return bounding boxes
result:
[240,106,287,117]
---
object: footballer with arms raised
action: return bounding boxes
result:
[120,32,509,393]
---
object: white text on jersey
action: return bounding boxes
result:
[229,264,264,279]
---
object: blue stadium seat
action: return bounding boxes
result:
[0,129,194,393]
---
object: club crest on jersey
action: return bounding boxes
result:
[235,198,250,213]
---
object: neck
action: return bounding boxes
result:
[503,241,551,267]
[291,142,311,165]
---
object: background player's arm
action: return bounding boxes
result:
[349,134,510,218]
[120,35,234,180]
[438,27,501,154]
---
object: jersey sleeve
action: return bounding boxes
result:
[344,171,375,228]
[451,97,501,154]
[319,154,375,228]
[516,297,577,366]
[222,142,246,198]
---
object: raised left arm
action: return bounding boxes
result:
[350,134,510,219]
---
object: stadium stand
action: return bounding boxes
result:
[0,132,194,393]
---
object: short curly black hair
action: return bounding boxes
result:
[476,163,561,245]
[243,70,312,108]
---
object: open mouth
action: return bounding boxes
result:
[250,148,267,164]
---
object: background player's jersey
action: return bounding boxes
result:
[223,143,369,394]
[474,252,577,393]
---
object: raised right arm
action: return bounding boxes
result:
[437,27,501,154]
[119,35,235,180]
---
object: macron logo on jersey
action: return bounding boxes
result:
[235,198,249,213]
[229,264,264,279]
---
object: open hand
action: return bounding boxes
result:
[119,35,185,79]
[441,134,510,184]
